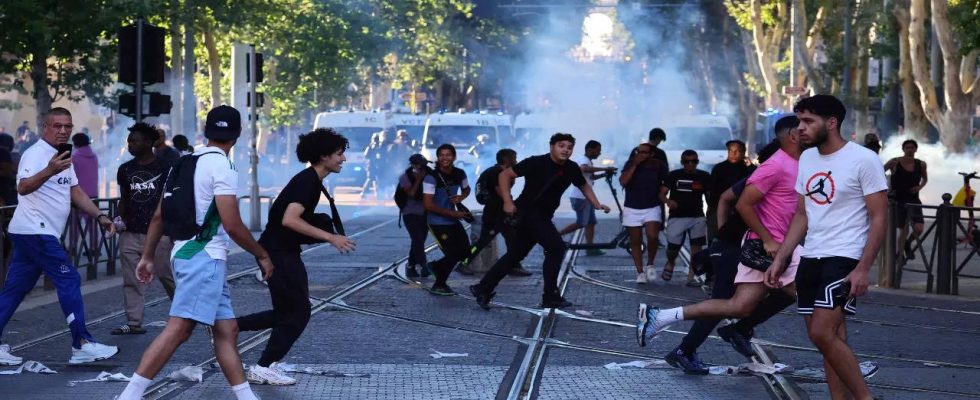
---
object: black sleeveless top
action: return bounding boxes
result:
[890,158,923,203]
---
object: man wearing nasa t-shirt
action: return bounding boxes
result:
[0,108,119,366]
[766,95,887,400]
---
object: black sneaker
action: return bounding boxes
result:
[508,266,532,277]
[406,265,420,278]
[428,284,455,296]
[664,347,709,375]
[904,240,915,260]
[469,284,495,310]
[456,263,476,276]
[717,324,754,358]
[421,262,434,278]
[541,294,573,309]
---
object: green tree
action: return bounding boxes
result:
[0,0,128,127]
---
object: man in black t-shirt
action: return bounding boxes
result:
[647,127,669,168]
[237,128,356,385]
[660,149,711,286]
[114,123,176,336]
[707,140,752,239]
[153,128,180,169]
[461,149,532,277]
[470,133,610,310]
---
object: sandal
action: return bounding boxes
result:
[111,324,146,335]
[661,266,675,282]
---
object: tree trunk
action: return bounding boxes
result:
[750,0,780,107]
[908,0,973,152]
[30,49,53,130]
[794,1,828,93]
[202,19,221,109]
[169,0,183,138]
[851,17,872,138]
[893,3,929,139]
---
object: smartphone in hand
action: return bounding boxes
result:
[57,143,73,157]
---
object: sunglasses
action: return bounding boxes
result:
[682,159,699,165]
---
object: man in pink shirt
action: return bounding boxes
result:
[636,115,804,353]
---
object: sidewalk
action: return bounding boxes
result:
[0,215,977,399]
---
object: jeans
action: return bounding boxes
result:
[428,222,470,287]
[237,250,311,367]
[403,213,428,268]
[478,211,566,295]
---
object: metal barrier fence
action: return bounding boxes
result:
[879,194,980,295]
[0,198,120,291]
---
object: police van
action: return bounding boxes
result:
[422,112,501,173]
[313,110,385,188]
[386,113,427,146]
[655,114,735,171]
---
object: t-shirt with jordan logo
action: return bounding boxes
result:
[795,142,888,259]
[117,158,170,234]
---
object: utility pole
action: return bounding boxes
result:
[135,17,144,123]
[841,0,854,137]
[248,45,261,231]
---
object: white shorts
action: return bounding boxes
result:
[623,207,663,227]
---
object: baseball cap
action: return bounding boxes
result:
[409,154,431,166]
[204,105,242,141]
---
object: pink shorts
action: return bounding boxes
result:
[734,245,802,287]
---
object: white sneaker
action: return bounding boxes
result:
[636,272,648,284]
[644,265,658,282]
[0,344,22,366]
[247,364,297,385]
[69,342,118,364]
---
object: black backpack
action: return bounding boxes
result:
[474,167,498,205]
[161,151,223,240]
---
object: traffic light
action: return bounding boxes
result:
[119,92,172,119]
[118,23,166,85]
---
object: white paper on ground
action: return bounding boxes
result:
[602,360,667,370]
[0,361,57,375]
[429,349,469,359]
[145,321,167,327]
[574,310,594,317]
[167,366,204,382]
[708,362,794,375]
[67,371,130,386]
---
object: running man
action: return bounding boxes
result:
[237,128,356,385]
[422,144,472,296]
[767,94,886,400]
[637,116,803,371]
[470,133,610,310]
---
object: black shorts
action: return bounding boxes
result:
[896,200,925,225]
[795,256,858,316]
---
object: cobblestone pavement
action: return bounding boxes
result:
[1,214,979,399]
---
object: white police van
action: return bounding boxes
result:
[655,114,735,171]
[422,111,501,173]
[313,110,385,189]
[386,113,427,146]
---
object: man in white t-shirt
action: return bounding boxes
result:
[766,95,886,400]
[118,106,274,400]
[558,140,616,255]
[0,107,119,366]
